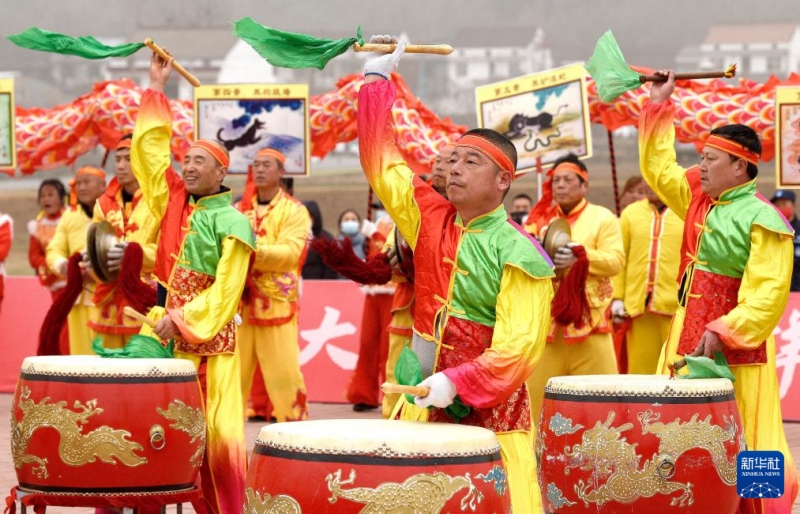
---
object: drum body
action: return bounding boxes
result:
[537,375,743,513]
[11,356,205,497]
[244,419,511,513]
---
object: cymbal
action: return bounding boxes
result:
[87,220,120,283]
[542,218,572,261]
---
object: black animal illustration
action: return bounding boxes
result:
[505,104,568,139]
[217,119,265,151]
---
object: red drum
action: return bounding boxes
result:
[537,375,743,513]
[11,356,205,497]
[244,419,511,513]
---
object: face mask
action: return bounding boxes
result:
[341,220,360,236]
[779,206,795,220]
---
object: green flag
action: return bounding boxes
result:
[7,27,145,59]
[585,30,642,102]
[232,18,363,70]
[92,334,175,359]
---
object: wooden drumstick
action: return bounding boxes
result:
[123,306,157,328]
[381,382,430,398]
[143,38,201,87]
[353,43,453,56]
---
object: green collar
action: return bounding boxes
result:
[717,179,756,204]
[454,204,508,230]
[190,187,233,209]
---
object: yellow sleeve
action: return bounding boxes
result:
[357,80,423,249]
[254,205,311,273]
[638,100,692,219]
[707,226,793,350]
[45,213,71,276]
[442,266,553,408]
[168,237,253,344]
[130,90,173,223]
[586,212,624,278]
[611,211,630,299]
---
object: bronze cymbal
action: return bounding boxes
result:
[542,218,572,261]
[87,220,120,283]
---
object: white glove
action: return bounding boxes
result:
[233,313,243,326]
[361,219,378,238]
[552,245,576,269]
[611,299,628,322]
[414,372,458,409]
[106,242,128,273]
[363,35,407,79]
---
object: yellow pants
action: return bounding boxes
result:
[526,331,617,429]
[393,398,540,512]
[626,312,671,374]
[139,306,247,514]
[382,307,414,418]
[658,306,798,514]
[238,316,308,422]
[67,304,97,355]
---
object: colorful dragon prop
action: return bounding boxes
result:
[5,72,800,177]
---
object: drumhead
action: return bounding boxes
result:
[545,374,734,397]
[255,419,501,457]
[20,355,197,377]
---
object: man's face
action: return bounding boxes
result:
[431,144,454,195]
[511,197,532,214]
[115,148,138,190]
[446,146,510,212]
[551,169,587,210]
[182,147,225,196]
[75,174,106,206]
[699,146,746,198]
[252,155,284,190]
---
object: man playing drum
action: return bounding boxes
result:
[640,69,798,513]
[357,36,554,512]
[131,51,255,514]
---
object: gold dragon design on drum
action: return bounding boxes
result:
[562,409,739,507]
[11,386,146,478]
[157,399,206,467]
[243,487,302,514]
[326,469,484,513]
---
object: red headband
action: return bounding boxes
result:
[455,135,516,177]
[549,162,588,181]
[705,135,759,166]
[75,166,107,180]
[255,148,286,165]
[116,138,132,151]
[190,139,230,168]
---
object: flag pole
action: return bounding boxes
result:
[143,39,201,87]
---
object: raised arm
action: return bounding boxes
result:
[130,51,176,222]
[638,71,692,218]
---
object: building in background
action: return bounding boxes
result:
[676,23,800,82]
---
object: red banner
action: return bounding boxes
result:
[2,276,800,418]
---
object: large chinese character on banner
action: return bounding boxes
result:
[0,78,16,170]
[194,83,310,175]
[475,62,592,174]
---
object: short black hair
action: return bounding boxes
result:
[338,208,361,225]
[304,200,323,237]
[551,153,587,184]
[38,178,67,201]
[461,128,518,172]
[513,193,533,203]
[118,133,133,142]
[709,124,761,180]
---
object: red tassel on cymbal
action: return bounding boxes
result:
[37,253,84,356]
[118,242,157,315]
[311,236,392,285]
[551,245,591,329]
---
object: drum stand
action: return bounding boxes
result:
[11,486,199,514]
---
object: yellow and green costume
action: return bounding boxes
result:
[358,79,555,512]
[639,98,799,513]
[131,89,255,514]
